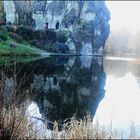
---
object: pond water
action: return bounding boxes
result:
[1,55,140,137]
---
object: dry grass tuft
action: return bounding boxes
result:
[0,107,140,139]
[55,114,120,139]
[52,114,140,139]
[0,105,36,139]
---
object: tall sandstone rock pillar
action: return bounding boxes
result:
[0,1,6,25]
[13,0,34,26]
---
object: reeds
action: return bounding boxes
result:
[0,63,36,139]
[0,105,36,139]
[54,114,121,139]
[0,103,140,139]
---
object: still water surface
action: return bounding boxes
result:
[97,56,140,137]
[1,55,140,137]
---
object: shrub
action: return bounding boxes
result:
[56,32,67,43]
[30,39,38,46]
[35,40,46,48]
[16,26,33,41]
[0,27,8,39]
[9,32,23,43]
[45,29,56,42]
[5,25,15,32]
[0,26,8,33]
[30,39,46,48]
[31,30,47,40]
[0,34,8,41]
[43,44,53,51]
[0,19,6,26]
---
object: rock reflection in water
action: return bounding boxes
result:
[30,56,106,129]
[0,56,106,130]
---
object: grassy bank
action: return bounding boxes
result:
[0,26,42,56]
[0,41,40,56]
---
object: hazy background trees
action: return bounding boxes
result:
[105,29,140,55]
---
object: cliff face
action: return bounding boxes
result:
[4,0,110,55]
[0,1,6,25]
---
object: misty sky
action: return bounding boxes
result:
[106,1,140,34]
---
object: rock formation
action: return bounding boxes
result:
[3,0,110,55]
[0,1,6,25]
